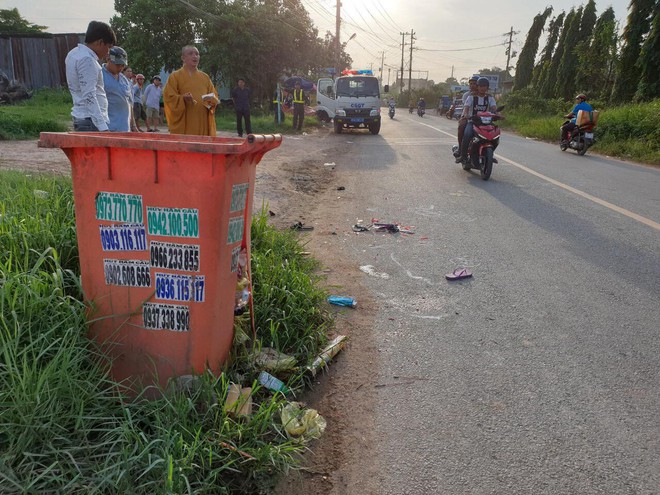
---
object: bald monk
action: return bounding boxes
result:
[163,45,219,136]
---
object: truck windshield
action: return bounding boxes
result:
[336,77,380,98]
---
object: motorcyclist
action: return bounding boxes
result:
[455,76,479,155]
[417,97,426,110]
[561,94,593,144]
[388,96,396,109]
[456,77,497,165]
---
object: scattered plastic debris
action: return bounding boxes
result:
[252,347,297,372]
[258,371,289,393]
[323,162,336,167]
[307,335,347,377]
[328,295,357,308]
[337,186,345,191]
[290,221,314,231]
[224,383,253,416]
[280,402,327,441]
[352,224,370,232]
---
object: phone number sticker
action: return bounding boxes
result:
[154,273,206,302]
[142,302,190,332]
[103,259,151,287]
[230,183,249,212]
[227,216,244,245]
[150,241,200,272]
[99,224,147,251]
[96,192,143,223]
[147,206,199,238]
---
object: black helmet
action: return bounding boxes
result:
[477,77,489,87]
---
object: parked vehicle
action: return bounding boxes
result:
[453,106,504,181]
[316,70,382,135]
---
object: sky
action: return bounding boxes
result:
[4,0,631,84]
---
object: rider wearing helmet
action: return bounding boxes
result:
[455,75,479,153]
[561,93,593,144]
[456,77,497,164]
[417,97,426,110]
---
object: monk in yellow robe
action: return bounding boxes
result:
[163,45,219,136]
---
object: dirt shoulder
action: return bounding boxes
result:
[0,129,379,495]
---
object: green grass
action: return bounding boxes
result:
[499,95,660,164]
[215,110,320,135]
[0,88,71,139]
[0,171,332,493]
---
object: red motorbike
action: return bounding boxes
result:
[458,107,504,180]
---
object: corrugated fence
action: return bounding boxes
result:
[0,34,83,89]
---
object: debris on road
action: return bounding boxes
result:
[359,265,390,279]
[290,221,314,231]
[327,295,357,308]
[307,335,348,377]
[445,268,473,281]
[280,402,327,441]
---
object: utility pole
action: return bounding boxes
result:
[400,32,408,92]
[451,65,454,79]
[408,29,415,98]
[387,68,391,87]
[505,26,514,74]
[335,1,341,77]
[379,51,385,82]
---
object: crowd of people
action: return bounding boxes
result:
[65,20,310,138]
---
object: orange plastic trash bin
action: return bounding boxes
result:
[38,132,282,390]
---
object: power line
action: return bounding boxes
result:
[416,42,508,52]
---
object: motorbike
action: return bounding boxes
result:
[452,106,504,181]
[388,105,395,119]
[409,106,414,114]
[417,107,425,117]
[560,116,596,155]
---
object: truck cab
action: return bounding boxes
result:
[316,71,382,135]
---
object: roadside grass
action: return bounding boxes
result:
[498,96,660,165]
[0,88,71,139]
[0,170,331,493]
[215,110,320,135]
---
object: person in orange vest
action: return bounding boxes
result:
[292,80,308,131]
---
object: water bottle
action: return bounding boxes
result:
[258,371,289,393]
[328,295,357,308]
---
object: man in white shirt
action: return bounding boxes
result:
[456,77,497,164]
[65,21,116,131]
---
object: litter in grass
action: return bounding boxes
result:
[280,402,327,441]
[307,335,347,377]
[224,383,253,417]
[328,295,357,308]
[252,347,297,372]
[258,370,289,394]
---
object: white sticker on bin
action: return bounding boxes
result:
[149,240,200,272]
[154,272,206,303]
[142,302,190,332]
[99,224,147,251]
[103,259,151,287]
[96,192,143,223]
[147,206,199,238]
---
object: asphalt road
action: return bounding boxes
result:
[322,110,659,494]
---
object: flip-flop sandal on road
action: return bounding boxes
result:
[445,268,473,281]
[290,221,314,231]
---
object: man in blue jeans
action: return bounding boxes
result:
[65,21,117,131]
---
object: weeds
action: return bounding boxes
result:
[0,171,331,493]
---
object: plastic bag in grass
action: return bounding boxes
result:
[280,402,326,441]
[252,347,297,372]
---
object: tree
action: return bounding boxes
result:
[514,7,552,90]
[635,3,660,101]
[532,12,565,88]
[0,8,47,34]
[539,9,575,98]
[554,6,583,100]
[611,0,656,102]
[575,7,618,99]
[578,0,598,43]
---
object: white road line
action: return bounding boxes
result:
[414,119,660,231]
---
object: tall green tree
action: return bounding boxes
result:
[611,0,656,102]
[575,7,618,98]
[513,7,553,90]
[554,6,583,100]
[539,9,574,98]
[635,2,660,101]
[0,8,47,34]
[578,0,598,43]
[111,0,199,78]
[532,12,565,88]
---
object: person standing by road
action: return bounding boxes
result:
[64,20,116,131]
[292,80,307,132]
[132,74,147,131]
[101,47,135,132]
[143,76,162,132]
[163,45,219,136]
[231,78,252,137]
